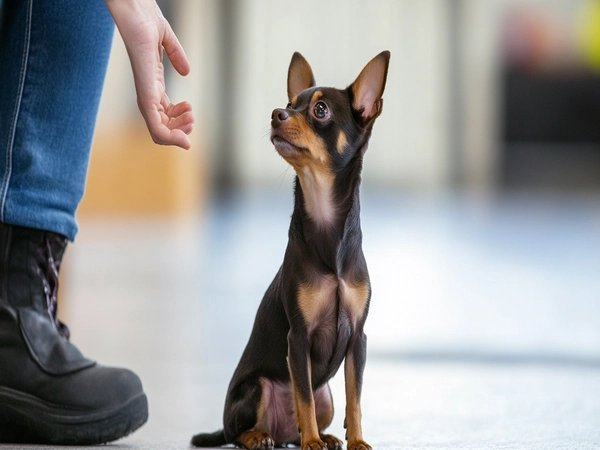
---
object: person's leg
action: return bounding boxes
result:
[0,0,113,240]
[0,0,148,444]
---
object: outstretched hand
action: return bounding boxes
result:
[106,0,194,150]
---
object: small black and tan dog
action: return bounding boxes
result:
[192,50,390,450]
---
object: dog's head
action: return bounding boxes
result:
[270,51,390,174]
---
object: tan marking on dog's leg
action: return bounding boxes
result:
[315,383,342,450]
[295,393,324,450]
[344,354,371,450]
[290,360,326,450]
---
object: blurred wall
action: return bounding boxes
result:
[228,0,452,191]
[91,0,598,202]
[94,0,454,196]
[459,0,596,191]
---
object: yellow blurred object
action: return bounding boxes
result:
[577,0,600,71]
[79,121,204,217]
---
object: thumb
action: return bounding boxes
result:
[162,22,190,76]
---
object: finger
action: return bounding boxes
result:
[142,107,191,150]
[152,124,192,150]
[167,111,194,134]
[166,129,192,150]
[166,100,193,118]
[162,21,190,76]
[178,119,194,135]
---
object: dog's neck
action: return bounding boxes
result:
[290,155,364,276]
[295,165,337,228]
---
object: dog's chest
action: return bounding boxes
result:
[297,274,369,363]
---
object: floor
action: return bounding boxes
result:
[5,189,600,449]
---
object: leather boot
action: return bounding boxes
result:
[0,223,148,444]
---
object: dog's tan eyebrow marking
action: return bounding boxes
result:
[336,131,347,154]
[310,90,323,104]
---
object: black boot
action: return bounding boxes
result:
[0,223,148,444]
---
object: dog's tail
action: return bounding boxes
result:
[191,429,227,447]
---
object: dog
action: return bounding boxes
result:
[192,50,390,450]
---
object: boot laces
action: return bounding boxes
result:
[38,235,70,340]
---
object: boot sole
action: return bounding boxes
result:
[0,386,148,444]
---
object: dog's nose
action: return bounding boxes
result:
[271,108,289,128]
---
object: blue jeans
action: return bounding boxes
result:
[0,0,114,241]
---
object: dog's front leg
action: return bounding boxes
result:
[288,328,326,450]
[344,332,371,450]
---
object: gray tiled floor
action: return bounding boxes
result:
[5,189,600,449]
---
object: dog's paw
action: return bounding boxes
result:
[238,431,274,450]
[347,439,372,450]
[320,433,343,450]
[302,436,328,450]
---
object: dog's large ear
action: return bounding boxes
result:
[287,52,315,102]
[349,51,390,124]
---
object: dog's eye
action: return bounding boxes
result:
[286,102,292,109]
[313,101,329,119]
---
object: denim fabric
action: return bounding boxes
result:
[0,0,114,241]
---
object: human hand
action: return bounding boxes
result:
[105,0,194,150]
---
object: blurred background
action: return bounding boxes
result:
[60,0,600,448]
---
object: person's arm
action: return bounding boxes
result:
[105,0,194,150]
